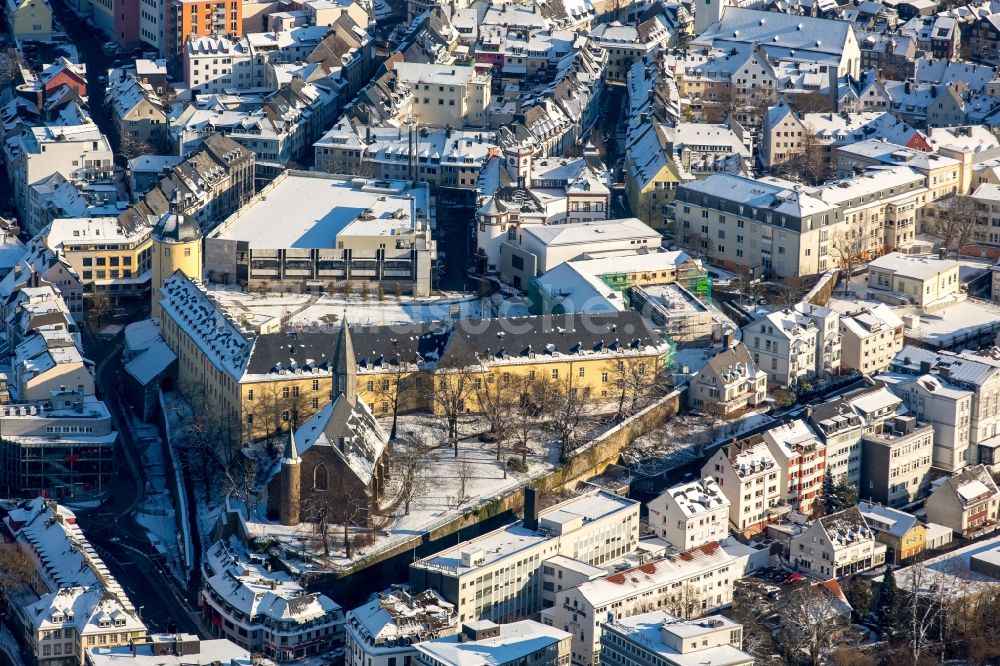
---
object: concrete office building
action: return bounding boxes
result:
[409,490,640,625]
[205,172,437,296]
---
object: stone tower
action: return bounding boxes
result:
[333,316,357,405]
[151,205,203,317]
[279,428,302,526]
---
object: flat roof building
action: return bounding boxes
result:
[601,612,753,666]
[205,172,437,296]
[409,490,640,624]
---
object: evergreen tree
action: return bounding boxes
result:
[835,476,859,509]
[876,567,901,636]
[821,470,840,514]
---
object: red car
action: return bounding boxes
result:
[783,573,805,585]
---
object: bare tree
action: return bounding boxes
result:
[510,373,546,465]
[305,494,336,556]
[89,293,113,328]
[425,365,477,456]
[118,132,152,161]
[610,356,666,420]
[831,229,867,291]
[730,580,779,661]
[372,345,409,440]
[337,486,370,559]
[0,50,20,89]
[0,541,35,602]
[456,459,474,502]
[475,373,516,462]
[393,435,433,515]
[796,127,830,185]
[778,582,844,666]
[926,195,980,255]
[544,374,591,461]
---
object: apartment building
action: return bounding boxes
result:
[925,464,1000,536]
[204,172,436,296]
[183,34,263,92]
[789,507,886,579]
[0,498,147,666]
[6,125,114,236]
[600,613,753,666]
[808,399,865,486]
[45,217,154,299]
[892,346,1000,468]
[857,501,927,564]
[687,343,767,416]
[392,62,490,128]
[674,174,841,279]
[539,540,761,666]
[743,303,841,388]
[128,132,255,232]
[170,0,242,57]
[861,413,934,508]
[200,539,344,662]
[12,329,95,402]
[816,167,927,253]
[314,124,497,192]
[0,395,116,500]
[87,635,250,666]
[702,437,782,534]
[834,140,961,202]
[409,490,640,625]
[884,373,973,472]
[6,0,53,41]
[500,218,662,290]
[590,17,673,84]
[762,420,826,516]
[866,252,960,308]
[646,478,731,551]
[840,304,905,375]
[415,621,571,666]
[761,104,908,171]
[345,589,459,666]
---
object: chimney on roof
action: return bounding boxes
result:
[523,487,539,531]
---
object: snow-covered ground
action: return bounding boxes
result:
[129,415,188,583]
[237,411,622,570]
[621,409,773,478]
[904,299,1000,348]
[205,286,531,328]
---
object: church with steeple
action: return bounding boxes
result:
[267,320,392,527]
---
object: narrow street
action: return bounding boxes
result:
[46,0,113,136]
[74,325,208,636]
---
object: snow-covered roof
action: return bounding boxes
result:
[939,465,1000,508]
[413,491,637,574]
[87,636,252,666]
[678,174,835,218]
[202,539,341,624]
[571,539,756,606]
[416,620,570,666]
[347,588,457,651]
[857,501,920,539]
[868,252,959,280]
[519,217,660,247]
[294,393,390,487]
[124,341,177,385]
[658,477,730,518]
[1,498,144,635]
[762,419,822,458]
[157,272,251,380]
[209,173,428,249]
[604,611,752,666]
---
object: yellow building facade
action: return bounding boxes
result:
[45,217,153,299]
[157,272,670,444]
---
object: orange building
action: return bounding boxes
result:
[170,0,242,57]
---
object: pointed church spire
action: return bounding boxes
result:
[333,312,357,405]
[282,427,301,464]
